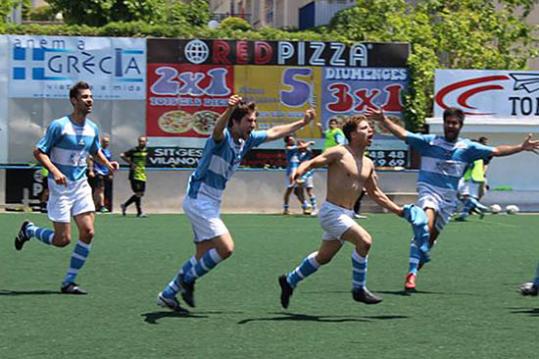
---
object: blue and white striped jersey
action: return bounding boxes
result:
[187,129,267,201]
[36,116,101,182]
[298,149,314,178]
[285,146,300,174]
[406,132,493,198]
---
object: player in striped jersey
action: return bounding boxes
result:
[158,95,316,312]
[14,81,119,295]
[367,107,539,291]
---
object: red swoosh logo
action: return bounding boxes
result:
[435,75,510,115]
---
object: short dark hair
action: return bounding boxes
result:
[443,107,465,125]
[342,115,368,143]
[478,136,488,145]
[228,100,257,128]
[69,81,91,99]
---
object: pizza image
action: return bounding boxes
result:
[193,111,219,135]
[158,110,193,134]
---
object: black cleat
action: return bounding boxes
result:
[61,282,88,295]
[157,292,189,314]
[352,287,383,305]
[120,204,127,216]
[278,275,294,309]
[519,282,538,296]
[179,276,196,308]
[15,220,31,251]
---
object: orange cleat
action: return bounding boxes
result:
[404,273,417,291]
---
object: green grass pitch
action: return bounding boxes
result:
[0,213,537,358]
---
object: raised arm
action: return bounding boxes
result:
[492,134,539,157]
[213,95,242,143]
[364,165,403,216]
[366,108,407,140]
[265,109,316,142]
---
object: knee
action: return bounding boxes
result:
[80,228,95,243]
[358,234,372,253]
[53,233,71,247]
[315,253,332,265]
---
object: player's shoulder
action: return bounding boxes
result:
[49,116,69,128]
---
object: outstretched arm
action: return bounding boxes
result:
[364,167,404,216]
[265,109,316,142]
[492,134,539,157]
[294,147,339,180]
[213,95,242,143]
[366,108,407,140]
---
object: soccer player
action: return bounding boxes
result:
[278,115,404,308]
[120,136,148,217]
[297,139,318,216]
[157,95,316,312]
[282,136,306,215]
[519,263,539,296]
[367,107,539,291]
[14,81,119,295]
[89,135,113,213]
[456,137,490,220]
[318,118,346,151]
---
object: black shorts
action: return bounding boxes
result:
[130,179,146,193]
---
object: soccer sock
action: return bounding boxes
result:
[352,250,368,289]
[124,195,137,208]
[63,240,91,285]
[25,223,54,245]
[310,195,317,209]
[408,240,421,275]
[459,198,474,218]
[162,256,197,298]
[534,263,539,286]
[286,252,320,288]
[182,249,223,284]
[135,196,142,215]
[469,197,489,212]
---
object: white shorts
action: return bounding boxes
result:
[319,201,356,242]
[183,195,229,242]
[458,179,481,198]
[301,174,314,189]
[416,185,457,232]
[47,178,95,223]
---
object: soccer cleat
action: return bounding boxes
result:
[278,275,294,309]
[179,276,196,308]
[137,212,148,218]
[354,213,367,219]
[61,282,88,295]
[14,220,31,251]
[157,292,189,313]
[519,282,538,296]
[302,207,312,215]
[98,207,109,213]
[404,273,417,291]
[283,208,290,215]
[352,287,383,304]
[310,209,319,217]
[120,204,127,216]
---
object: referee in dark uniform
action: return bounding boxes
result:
[120,136,148,217]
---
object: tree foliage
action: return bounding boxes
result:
[330,0,539,129]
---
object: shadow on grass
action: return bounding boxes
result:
[507,307,539,317]
[237,312,408,325]
[0,289,59,296]
[141,311,208,324]
[377,289,479,297]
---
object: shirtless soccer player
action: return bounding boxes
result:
[278,115,404,308]
[157,95,316,312]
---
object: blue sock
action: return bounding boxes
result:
[310,196,317,209]
[534,263,539,286]
[162,256,197,298]
[408,240,421,275]
[25,223,54,245]
[63,240,91,285]
[352,250,368,289]
[286,252,320,288]
[459,199,474,218]
[182,249,223,284]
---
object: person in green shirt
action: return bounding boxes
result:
[120,136,148,217]
[317,118,346,151]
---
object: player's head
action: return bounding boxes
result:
[69,81,93,115]
[328,118,339,129]
[442,107,464,142]
[101,135,110,148]
[343,115,373,147]
[138,136,147,149]
[229,100,257,140]
[478,136,488,145]
[284,135,295,146]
